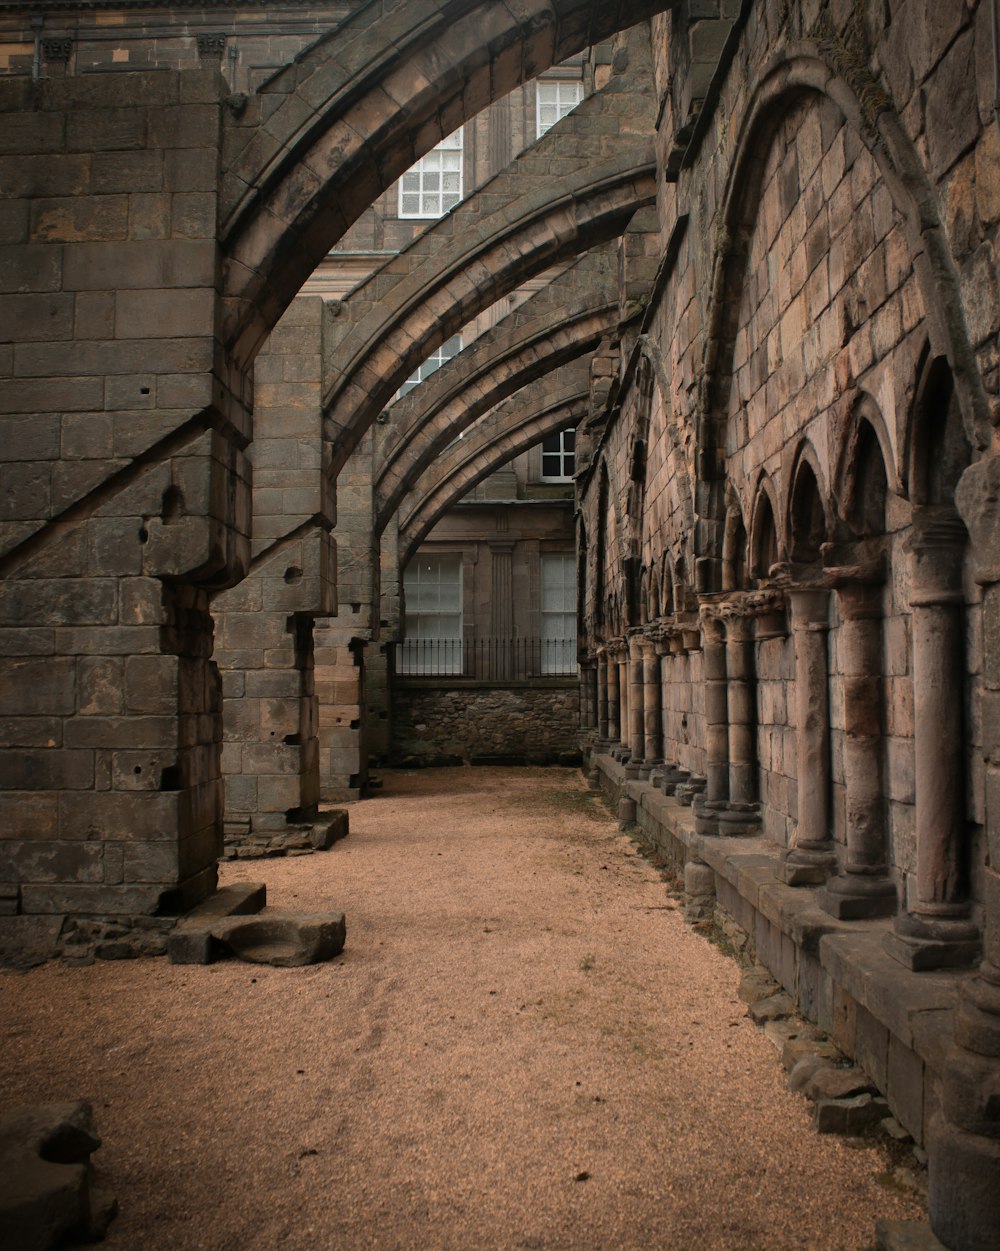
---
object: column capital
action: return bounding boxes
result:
[788,586,831,630]
[833,578,884,621]
[906,506,968,605]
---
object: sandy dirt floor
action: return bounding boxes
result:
[1,767,922,1250]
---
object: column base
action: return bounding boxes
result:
[885,913,981,972]
[659,766,688,795]
[674,774,706,807]
[693,799,761,837]
[778,842,837,887]
[624,761,641,780]
[816,871,897,920]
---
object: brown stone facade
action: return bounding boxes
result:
[3,3,1000,1246]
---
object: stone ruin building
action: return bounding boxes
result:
[2,2,1000,1248]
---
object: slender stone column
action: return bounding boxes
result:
[726,613,756,804]
[641,638,662,775]
[618,652,630,760]
[701,614,729,804]
[627,635,645,773]
[579,660,596,731]
[658,640,673,770]
[780,589,836,886]
[596,649,609,743]
[817,581,896,918]
[926,454,1000,1251]
[693,612,728,831]
[886,511,979,969]
[606,647,620,744]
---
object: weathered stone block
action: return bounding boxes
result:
[814,1092,891,1135]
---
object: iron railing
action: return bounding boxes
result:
[393,636,576,680]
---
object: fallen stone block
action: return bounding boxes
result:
[185,883,266,918]
[169,909,346,967]
[737,968,780,1005]
[0,917,63,971]
[780,1035,841,1073]
[311,809,349,850]
[0,1101,116,1251]
[166,924,219,966]
[213,911,346,967]
[804,1064,877,1102]
[814,1092,890,1135]
[788,1054,832,1093]
[747,991,795,1023]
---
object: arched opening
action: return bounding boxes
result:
[789,457,827,567]
[910,356,972,508]
[852,421,888,539]
[750,489,779,584]
[722,503,749,591]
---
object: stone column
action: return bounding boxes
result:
[618,651,630,761]
[702,614,729,803]
[925,454,1000,1251]
[694,612,728,831]
[643,638,663,769]
[627,635,645,774]
[578,660,596,732]
[817,581,896,919]
[726,613,756,804]
[596,649,610,743]
[780,589,836,886]
[606,648,621,744]
[676,626,706,806]
[658,640,671,760]
[886,511,979,969]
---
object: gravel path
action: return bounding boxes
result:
[1,766,921,1250]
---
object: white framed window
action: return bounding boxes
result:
[541,428,575,481]
[396,335,463,401]
[541,554,577,674]
[398,128,464,218]
[400,553,463,674]
[536,81,583,137]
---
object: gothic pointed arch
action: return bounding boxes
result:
[749,474,781,584]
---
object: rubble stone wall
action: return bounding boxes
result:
[391,682,580,766]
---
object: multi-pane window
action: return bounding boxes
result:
[541,428,575,480]
[541,554,577,674]
[536,81,583,137]
[400,554,463,674]
[398,128,464,218]
[396,335,463,401]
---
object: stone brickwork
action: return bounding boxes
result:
[4,3,1000,1246]
[0,68,249,928]
[576,5,1000,1248]
[391,682,580,767]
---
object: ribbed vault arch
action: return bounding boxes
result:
[396,363,590,563]
[219,2,670,363]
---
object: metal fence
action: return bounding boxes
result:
[393,637,576,679]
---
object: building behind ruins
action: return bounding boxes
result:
[2,2,1000,1247]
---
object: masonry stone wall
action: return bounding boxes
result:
[0,68,249,923]
[391,682,580,767]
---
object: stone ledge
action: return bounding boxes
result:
[592,752,963,1147]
